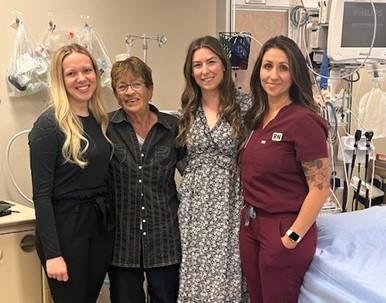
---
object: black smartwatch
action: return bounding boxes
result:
[286,229,302,243]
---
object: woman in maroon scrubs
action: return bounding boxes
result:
[240,35,330,303]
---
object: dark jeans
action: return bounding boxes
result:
[108,263,179,303]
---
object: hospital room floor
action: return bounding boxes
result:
[97,283,110,303]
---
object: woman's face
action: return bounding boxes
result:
[191,47,224,94]
[114,74,153,116]
[259,47,292,101]
[62,52,97,107]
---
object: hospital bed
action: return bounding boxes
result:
[299,206,386,303]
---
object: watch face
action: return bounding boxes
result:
[288,232,300,242]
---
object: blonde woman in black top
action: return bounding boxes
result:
[29,43,113,303]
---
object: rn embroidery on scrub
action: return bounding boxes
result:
[272,132,283,141]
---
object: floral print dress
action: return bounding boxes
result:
[178,93,250,303]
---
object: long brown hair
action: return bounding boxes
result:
[245,35,319,133]
[176,35,242,146]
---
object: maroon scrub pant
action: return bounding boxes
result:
[239,205,317,303]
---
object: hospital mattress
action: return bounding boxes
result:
[299,206,386,303]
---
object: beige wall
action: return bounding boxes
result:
[0,0,221,205]
[234,8,288,92]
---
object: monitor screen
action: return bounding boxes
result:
[327,0,386,62]
[341,2,386,48]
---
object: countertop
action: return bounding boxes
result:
[0,201,36,233]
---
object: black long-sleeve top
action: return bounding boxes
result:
[28,109,111,259]
[108,105,185,268]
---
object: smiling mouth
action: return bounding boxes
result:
[201,77,214,82]
[124,98,140,104]
[265,83,282,88]
[76,85,90,92]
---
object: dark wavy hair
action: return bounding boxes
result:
[176,35,242,147]
[244,35,319,133]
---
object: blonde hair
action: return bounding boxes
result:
[50,43,110,168]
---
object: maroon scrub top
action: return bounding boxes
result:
[241,103,328,214]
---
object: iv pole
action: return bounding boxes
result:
[124,33,167,63]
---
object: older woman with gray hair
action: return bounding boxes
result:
[107,56,185,303]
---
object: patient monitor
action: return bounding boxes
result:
[327,0,386,63]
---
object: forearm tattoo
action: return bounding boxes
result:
[302,159,328,191]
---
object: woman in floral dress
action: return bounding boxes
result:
[176,35,250,303]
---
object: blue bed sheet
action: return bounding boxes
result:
[299,206,386,303]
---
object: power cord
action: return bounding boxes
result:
[5,129,33,204]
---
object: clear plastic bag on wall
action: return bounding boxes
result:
[7,22,49,97]
[42,28,78,54]
[78,24,112,87]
